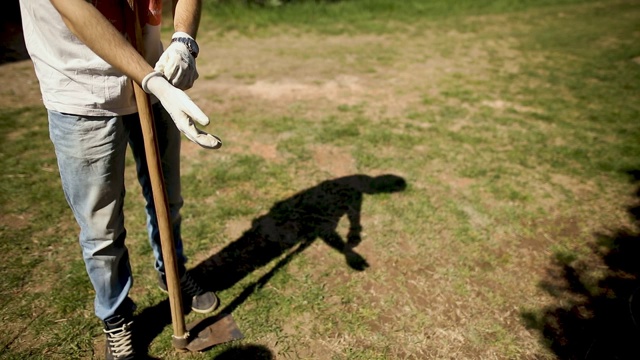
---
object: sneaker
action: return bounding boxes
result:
[103,313,135,360]
[158,272,219,314]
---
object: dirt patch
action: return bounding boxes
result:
[310,144,356,177]
[550,173,597,198]
[0,60,43,109]
[188,32,494,121]
[438,172,476,192]
[242,75,363,102]
[225,217,252,240]
[0,212,31,231]
[249,141,279,161]
[482,99,543,115]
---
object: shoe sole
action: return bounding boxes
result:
[158,285,220,314]
[191,295,220,314]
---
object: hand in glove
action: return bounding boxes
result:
[142,71,221,149]
[154,32,199,90]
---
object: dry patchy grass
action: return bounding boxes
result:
[2,1,640,359]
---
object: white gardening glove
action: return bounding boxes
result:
[154,32,199,90]
[142,71,221,149]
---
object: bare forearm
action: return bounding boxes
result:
[173,0,202,38]
[49,0,153,85]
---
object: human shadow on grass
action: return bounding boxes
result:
[134,173,407,354]
[523,170,640,359]
[195,173,407,305]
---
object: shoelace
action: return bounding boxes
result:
[104,321,134,358]
[181,274,204,297]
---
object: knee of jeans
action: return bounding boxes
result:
[80,228,127,256]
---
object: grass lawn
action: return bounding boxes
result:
[1,0,640,358]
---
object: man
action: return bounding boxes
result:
[19,0,219,358]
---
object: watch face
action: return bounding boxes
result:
[189,40,199,57]
[173,37,199,58]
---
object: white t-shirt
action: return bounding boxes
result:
[19,0,163,116]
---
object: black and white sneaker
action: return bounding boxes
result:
[103,313,135,360]
[158,271,219,314]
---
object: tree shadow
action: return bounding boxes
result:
[524,170,640,359]
[134,173,407,354]
[0,3,29,65]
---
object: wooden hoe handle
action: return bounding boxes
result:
[126,0,189,350]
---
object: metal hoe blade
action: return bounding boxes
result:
[183,313,244,352]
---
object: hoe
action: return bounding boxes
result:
[126,0,243,352]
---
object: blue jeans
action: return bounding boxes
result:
[48,104,187,320]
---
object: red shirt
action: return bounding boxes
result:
[93,0,162,41]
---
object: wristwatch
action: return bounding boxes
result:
[171,37,200,59]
